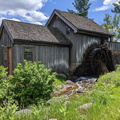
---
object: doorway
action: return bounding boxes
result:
[3,47,12,75]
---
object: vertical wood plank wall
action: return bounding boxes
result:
[13,44,69,74]
[0,28,12,66]
[109,42,120,51]
[48,16,101,70]
[108,42,120,65]
[0,28,70,74]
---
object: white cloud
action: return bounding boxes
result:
[103,0,118,5]
[94,5,111,11]
[31,21,43,25]
[94,0,119,12]
[0,17,21,25]
[9,18,21,22]
[25,11,48,22]
[0,17,6,25]
[90,0,96,1]
[0,0,49,25]
[49,0,56,4]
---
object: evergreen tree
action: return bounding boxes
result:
[112,1,120,14]
[102,14,113,31]
[68,0,91,18]
[102,14,120,41]
[102,1,120,42]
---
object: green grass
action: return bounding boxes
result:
[1,66,120,120]
[53,75,66,91]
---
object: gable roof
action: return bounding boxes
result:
[1,19,71,46]
[46,9,112,37]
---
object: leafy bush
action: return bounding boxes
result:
[0,102,18,120]
[115,64,120,71]
[8,60,56,106]
[0,65,7,80]
[0,66,10,105]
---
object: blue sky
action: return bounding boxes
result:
[0,0,119,26]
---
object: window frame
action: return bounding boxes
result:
[24,47,34,61]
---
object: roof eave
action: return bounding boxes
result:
[13,39,72,47]
[76,29,113,37]
[0,23,4,38]
[1,20,14,43]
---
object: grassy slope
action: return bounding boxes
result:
[1,68,120,120]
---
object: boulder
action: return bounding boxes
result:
[76,86,86,93]
[16,109,32,114]
[66,80,74,85]
[76,103,92,110]
[49,119,57,120]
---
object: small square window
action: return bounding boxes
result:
[24,47,33,61]
[66,27,70,34]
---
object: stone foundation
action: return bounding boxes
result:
[70,62,81,72]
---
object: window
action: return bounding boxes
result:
[24,47,33,61]
[66,27,71,34]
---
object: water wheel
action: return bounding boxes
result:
[73,45,114,77]
[89,48,108,75]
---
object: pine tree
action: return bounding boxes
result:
[102,14,120,42]
[112,1,120,14]
[102,1,120,41]
[68,0,91,18]
[102,14,113,31]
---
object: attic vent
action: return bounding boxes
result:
[66,27,71,34]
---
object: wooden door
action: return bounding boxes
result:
[8,47,12,75]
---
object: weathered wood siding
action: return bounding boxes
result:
[12,44,69,73]
[0,28,12,66]
[108,42,120,51]
[108,42,120,65]
[48,16,101,70]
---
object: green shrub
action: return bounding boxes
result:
[116,64,120,71]
[0,66,10,105]
[0,65,7,80]
[8,60,56,106]
[0,102,18,120]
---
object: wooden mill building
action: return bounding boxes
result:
[0,9,116,75]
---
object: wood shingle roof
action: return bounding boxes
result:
[2,19,71,45]
[47,9,112,36]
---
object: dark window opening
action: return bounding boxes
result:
[66,27,71,34]
[24,47,33,61]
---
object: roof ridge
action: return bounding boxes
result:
[54,9,112,36]
[55,9,91,20]
[3,19,45,27]
[55,9,104,28]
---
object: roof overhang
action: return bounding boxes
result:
[0,20,14,43]
[77,28,113,38]
[13,39,72,47]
